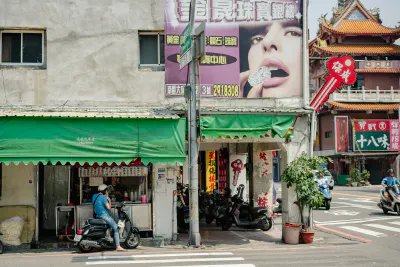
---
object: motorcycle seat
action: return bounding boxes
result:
[250,207,268,215]
[88,219,108,225]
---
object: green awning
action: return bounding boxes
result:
[200,115,295,139]
[0,117,186,165]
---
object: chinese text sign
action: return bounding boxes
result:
[354,120,400,151]
[206,150,217,192]
[165,0,303,99]
[335,116,349,153]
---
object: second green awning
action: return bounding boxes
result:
[200,115,295,139]
[0,117,186,165]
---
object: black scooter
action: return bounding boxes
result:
[74,202,140,253]
[0,232,3,254]
[221,185,273,231]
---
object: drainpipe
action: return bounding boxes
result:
[172,190,178,241]
[310,110,316,157]
[302,0,309,107]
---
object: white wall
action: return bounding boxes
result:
[0,163,36,206]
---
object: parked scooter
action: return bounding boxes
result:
[74,202,140,253]
[221,185,273,231]
[0,232,3,254]
[319,183,332,210]
[378,184,400,215]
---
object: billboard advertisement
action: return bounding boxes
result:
[353,119,400,151]
[165,0,303,98]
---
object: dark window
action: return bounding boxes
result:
[1,31,43,64]
[325,131,333,138]
[139,33,164,65]
[352,74,364,90]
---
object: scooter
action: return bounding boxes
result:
[319,183,332,210]
[74,202,140,253]
[0,232,3,254]
[221,185,273,231]
[378,184,400,215]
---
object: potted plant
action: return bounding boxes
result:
[281,152,328,244]
[361,169,371,186]
[349,168,362,187]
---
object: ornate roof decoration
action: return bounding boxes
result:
[327,101,400,111]
[313,44,400,56]
[321,20,400,36]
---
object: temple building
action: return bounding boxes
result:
[309,0,400,185]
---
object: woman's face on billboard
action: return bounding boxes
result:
[245,21,302,98]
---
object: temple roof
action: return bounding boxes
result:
[313,44,400,56]
[322,20,400,36]
[355,69,400,74]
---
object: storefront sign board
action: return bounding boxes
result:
[206,150,217,192]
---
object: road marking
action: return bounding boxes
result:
[324,210,359,216]
[332,192,379,199]
[364,223,400,233]
[86,257,245,265]
[388,221,400,226]
[230,231,248,241]
[340,226,386,237]
[158,265,255,267]
[88,252,233,260]
[315,225,372,243]
[337,197,375,203]
[334,202,381,211]
[315,216,400,226]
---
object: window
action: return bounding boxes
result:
[352,74,364,90]
[139,33,164,66]
[325,131,333,138]
[1,30,44,65]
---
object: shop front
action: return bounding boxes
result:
[0,115,186,245]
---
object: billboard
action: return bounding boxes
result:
[353,120,400,151]
[165,0,303,98]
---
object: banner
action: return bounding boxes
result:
[229,154,248,202]
[165,0,303,99]
[353,120,400,151]
[334,116,349,153]
[206,150,217,192]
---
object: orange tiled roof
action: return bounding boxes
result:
[313,44,400,55]
[327,101,400,111]
[322,20,400,36]
[356,69,400,73]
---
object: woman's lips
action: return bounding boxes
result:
[259,57,289,88]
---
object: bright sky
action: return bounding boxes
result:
[308,0,400,40]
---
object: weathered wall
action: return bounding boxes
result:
[0,0,303,110]
[364,73,400,90]
[0,163,36,206]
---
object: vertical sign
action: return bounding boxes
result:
[218,149,227,193]
[229,154,248,202]
[206,150,217,192]
[335,116,349,153]
[390,120,400,151]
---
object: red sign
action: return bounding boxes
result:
[353,120,400,151]
[354,120,390,132]
[335,116,349,153]
[311,56,357,112]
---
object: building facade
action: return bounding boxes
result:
[310,0,400,185]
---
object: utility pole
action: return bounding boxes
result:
[188,0,201,247]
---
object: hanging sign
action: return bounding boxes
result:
[353,120,400,151]
[335,116,349,153]
[206,150,217,192]
[311,56,357,112]
[79,166,148,177]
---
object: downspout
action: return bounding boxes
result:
[310,110,316,157]
[302,0,309,107]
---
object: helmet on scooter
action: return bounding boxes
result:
[98,184,108,192]
[387,169,394,174]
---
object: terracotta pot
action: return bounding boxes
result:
[300,231,315,244]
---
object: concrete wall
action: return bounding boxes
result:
[0,0,303,110]
[0,163,36,206]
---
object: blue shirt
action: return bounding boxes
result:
[381,177,399,186]
[92,194,109,217]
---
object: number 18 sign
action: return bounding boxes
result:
[311,56,357,112]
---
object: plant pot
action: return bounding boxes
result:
[283,223,301,244]
[300,231,315,244]
[352,182,358,187]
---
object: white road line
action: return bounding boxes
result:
[315,216,400,226]
[88,252,233,260]
[158,265,255,267]
[340,226,386,237]
[86,257,245,265]
[334,202,381,211]
[230,231,248,241]
[388,221,400,226]
[364,223,400,233]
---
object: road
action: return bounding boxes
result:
[314,185,400,244]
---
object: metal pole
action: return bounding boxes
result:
[302,0,309,107]
[188,0,201,247]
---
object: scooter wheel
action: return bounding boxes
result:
[325,200,331,210]
[396,204,400,216]
[78,243,93,253]
[260,218,273,231]
[221,220,232,231]
[383,208,389,214]
[125,231,140,249]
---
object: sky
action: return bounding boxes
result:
[308,0,400,40]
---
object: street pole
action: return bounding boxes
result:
[188,0,201,247]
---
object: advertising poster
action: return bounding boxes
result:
[353,120,400,151]
[165,0,303,98]
[334,116,349,153]
[229,154,248,202]
[205,150,217,192]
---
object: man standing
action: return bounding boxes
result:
[93,184,126,251]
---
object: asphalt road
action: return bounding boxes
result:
[314,185,400,246]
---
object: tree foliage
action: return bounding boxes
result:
[281,152,330,229]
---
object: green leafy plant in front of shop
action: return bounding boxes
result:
[281,152,331,231]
